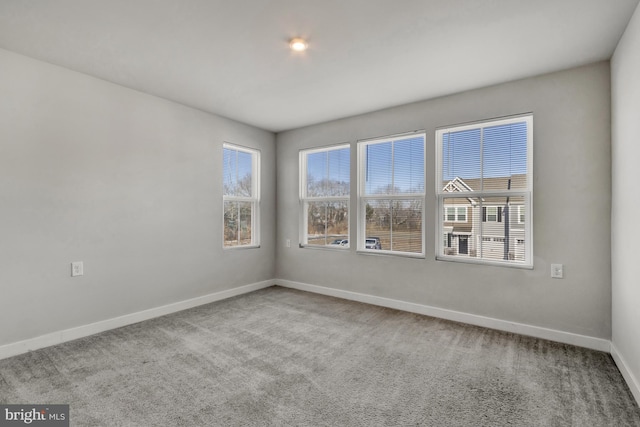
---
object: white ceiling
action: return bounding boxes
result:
[0,0,638,132]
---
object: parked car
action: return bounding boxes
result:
[365,237,382,249]
[331,239,349,246]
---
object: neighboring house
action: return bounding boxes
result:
[442,176,526,261]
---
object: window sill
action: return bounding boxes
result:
[357,249,425,259]
[299,244,350,251]
[436,255,533,269]
[223,245,261,250]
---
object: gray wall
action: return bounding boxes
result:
[276,62,612,340]
[0,48,276,346]
[612,2,640,396]
[0,42,618,354]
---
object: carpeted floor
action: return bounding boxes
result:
[1,286,639,426]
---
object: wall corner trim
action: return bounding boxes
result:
[611,343,640,406]
[276,279,612,353]
[0,279,275,361]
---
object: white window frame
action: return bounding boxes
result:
[435,114,533,268]
[357,132,426,258]
[222,143,260,249]
[299,144,351,249]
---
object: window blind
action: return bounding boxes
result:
[301,145,350,247]
[359,134,425,255]
[437,115,532,267]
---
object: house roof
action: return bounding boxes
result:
[441,175,527,193]
[442,176,527,206]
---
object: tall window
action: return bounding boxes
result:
[436,115,532,267]
[223,144,260,248]
[358,133,425,256]
[300,144,350,247]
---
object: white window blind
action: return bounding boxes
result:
[300,144,350,247]
[358,133,425,256]
[223,144,260,248]
[436,115,532,267]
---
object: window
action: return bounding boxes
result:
[300,144,350,247]
[445,206,467,222]
[223,144,260,248]
[457,207,467,222]
[483,206,501,222]
[358,132,425,256]
[446,207,456,221]
[436,115,532,267]
[518,205,525,224]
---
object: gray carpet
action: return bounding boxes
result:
[1,286,639,426]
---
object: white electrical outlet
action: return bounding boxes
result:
[71,261,84,277]
[286,239,291,248]
[551,263,563,279]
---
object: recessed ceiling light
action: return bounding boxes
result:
[289,38,308,52]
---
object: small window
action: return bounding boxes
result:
[445,206,467,222]
[436,114,532,267]
[300,144,350,247]
[483,206,501,222]
[518,205,525,224]
[457,207,467,222]
[358,132,425,256]
[446,207,456,221]
[223,144,260,248]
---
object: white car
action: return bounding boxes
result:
[331,239,349,246]
[365,237,382,249]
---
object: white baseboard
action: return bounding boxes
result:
[4,278,633,404]
[276,279,611,353]
[0,279,275,361]
[611,343,640,406]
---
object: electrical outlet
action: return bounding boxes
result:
[551,263,563,279]
[286,239,291,248]
[71,261,84,277]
